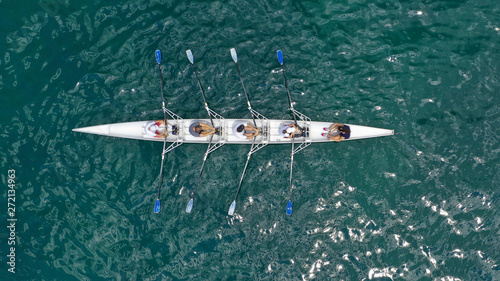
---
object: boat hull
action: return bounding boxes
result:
[73,119,394,144]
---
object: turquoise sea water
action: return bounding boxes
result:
[1,0,499,280]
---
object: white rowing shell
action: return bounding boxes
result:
[73,119,394,144]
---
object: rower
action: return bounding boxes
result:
[322,123,351,142]
[234,123,261,140]
[145,120,169,138]
[190,121,217,137]
[280,123,301,139]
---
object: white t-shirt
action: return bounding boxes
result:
[145,122,166,136]
[279,123,296,138]
[145,123,158,136]
[232,122,247,139]
[283,126,296,137]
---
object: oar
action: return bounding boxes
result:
[277,50,298,126]
[286,139,295,215]
[154,49,169,214]
[186,135,214,213]
[228,48,260,216]
[228,138,255,215]
[185,49,215,213]
[230,48,257,127]
[186,49,214,127]
[154,142,167,213]
[278,50,298,215]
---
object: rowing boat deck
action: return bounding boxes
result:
[73,119,394,144]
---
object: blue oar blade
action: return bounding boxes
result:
[186,198,194,213]
[186,49,194,64]
[277,50,283,65]
[155,50,161,64]
[286,200,292,215]
[230,48,238,63]
[154,199,160,213]
[228,200,236,216]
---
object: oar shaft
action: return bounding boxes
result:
[156,52,168,122]
[277,50,298,125]
[192,65,208,104]
[156,148,166,198]
[192,152,208,197]
[288,140,294,199]
[190,135,214,199]
[192,64,213,125]
[285,139,295,215]
[158,66,166,104]
[233,144,253,201]
[282,68,293,108]
[235,65,250,105]
[234,55,257,127]
[186,137,213,213]
[187,51,214,127]
[283,68,297,125]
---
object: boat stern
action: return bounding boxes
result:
[73,121,152,141]
[72,124,110,135]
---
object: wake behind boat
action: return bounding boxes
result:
[73,49,394,216]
